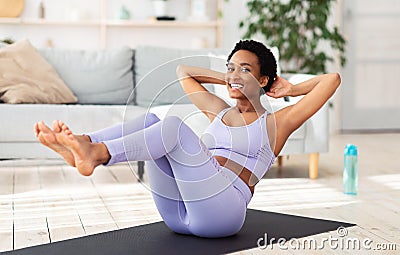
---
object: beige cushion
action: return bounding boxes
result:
[0,40,77,104]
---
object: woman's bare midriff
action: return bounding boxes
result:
[214,156,255,195]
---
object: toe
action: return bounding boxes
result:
[52,120,61,132]
[61,124,70,132]
[34,123,39,137]
[38,121,52,133]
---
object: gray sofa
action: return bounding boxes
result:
[0,45,329,179]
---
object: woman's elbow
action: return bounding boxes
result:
[329,72,341,89]
[335,72,341,87]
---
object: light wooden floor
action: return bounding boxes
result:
[0,133,399,254]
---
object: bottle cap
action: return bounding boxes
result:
[345,144,358,156]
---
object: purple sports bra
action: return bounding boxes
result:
[201,107,276,181]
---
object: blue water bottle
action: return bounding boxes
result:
[343,144,358,195]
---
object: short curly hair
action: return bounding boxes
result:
[227,40,277,92]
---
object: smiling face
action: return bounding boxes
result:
[225,50,268,100]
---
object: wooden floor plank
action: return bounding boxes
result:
[0,231,13,252]
[107,163,140,184]
[13,229,50,250]
[38,165,86,243]
[13,166,50,250]
[0,167,14,252]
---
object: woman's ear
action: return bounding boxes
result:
[259,76,269,88]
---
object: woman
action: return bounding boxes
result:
[34,40,341,238]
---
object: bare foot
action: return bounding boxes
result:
[55,122,111,176]
[35,121,76,167]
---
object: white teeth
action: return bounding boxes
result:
[231,83,244,89]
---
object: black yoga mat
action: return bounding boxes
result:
[3,209,355,255]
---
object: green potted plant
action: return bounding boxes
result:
[237,0,346,74]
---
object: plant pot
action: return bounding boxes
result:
[0,0,25,17]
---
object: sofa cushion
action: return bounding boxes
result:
[39,47,134,105]
[0,40,78,104]
[134,45,213,108]
[0,104,147,142]
[150,104,210,136]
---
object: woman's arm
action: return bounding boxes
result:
[269,73,341,155]
[176,65,226,85]
[176,65,229,120]
[266,74,340,98]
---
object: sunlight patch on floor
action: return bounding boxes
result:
[250,178,357,211]
[0,182,159,235]
[367,174,400,190]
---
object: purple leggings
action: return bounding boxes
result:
[88,113,252,238]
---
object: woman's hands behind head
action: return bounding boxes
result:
[265,76,293,98]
